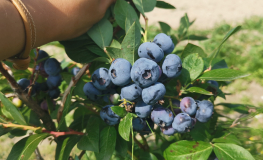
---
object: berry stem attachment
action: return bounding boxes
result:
[169,98,176,116]
[143,16,149,42]
[103,47,113,63]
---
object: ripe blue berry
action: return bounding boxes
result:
[142,82,166,105]
[153,33,175,54]
[35,82,49,92]
[131,58,160,88]
[180,97,197,116]
[83,82,102,101]
[35,50,49,63]
[151,107,174,127]
[44,58,62,76]
[100,105,120,125]
[108,58,132,86]
[162,54,182,78]
[71,67,80,76]
[92,68,112,90]
[17,78,30,91]
[135,100,153,118]
[195,100,214,122]
[47,74,62,89]
[160,125,176,136]
[121,84,142,102]
[132,118,146,131]
[172,113,193,133]
[48,88,61,99]
[139,119,154,135]
[207,80,219,88]
[138,42,164,62]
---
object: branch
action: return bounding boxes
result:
[0,122,42,131]
[78,150,86,160]
[0,63,56,131]
[42,129,84,137]
[57,63,91,123]
[139,134,149,151]
[130,134,146,151]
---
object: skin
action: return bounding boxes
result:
[0,0,115,60]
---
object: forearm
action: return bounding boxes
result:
[0,0,113,61]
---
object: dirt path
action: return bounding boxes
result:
[142,0,263,29]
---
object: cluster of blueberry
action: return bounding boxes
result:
[17,50,63,110]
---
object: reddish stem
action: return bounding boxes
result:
[42,129,84,137]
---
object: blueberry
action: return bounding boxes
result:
[121,84,142,102]
[162,54,182,78]
[40,99,56,111]
[180,97,197,116]
[207,80,219,88]
[142,82,166,105]
[138,42,164,62]
[100,105,120,125]
[108,58,132,86]
[92,68,112,90]
[131,58,160,88]
[172,99,180,108]
[35,50,49,63]
[71,67,80,76]
[195,100,214,123]
[160,125,176,136]
[47,74,62,89]
[172,113,193,133]
[135,100,153,118]
[44,58,62,76]
[139,119,154,135]
[48,88,61,99]
[36,63,49,78]
[153,33,175,54]
[151,107,174,127]
[17,78,30,91]
[83,82,103,101]
[35,82,49,92]
[132,118,146,131]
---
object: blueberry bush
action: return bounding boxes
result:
[0,0,259,159]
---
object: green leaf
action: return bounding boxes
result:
[213,143,255,160]
[75,155,80,160]
[111,106,127,117]
[142,0,156,12]
[135,150,158,160]
[0,127,12,136]
[110,39,121,48]
[156,1,176,9]
[114,0,140,31]
[187,87,213,95]
[118,113,133,141]
[106,47,122,60]
[115,133,128,157]
[77,116,100,152]
[55,135,81,160]
[0,92,27,125]
[199,69,250,81]
[216,103,249,114]
[212,132,241,145]
[58,87,75,130]
[132,0,146,17]
[163,141,213,160]
[87,18,113,49]
[181,43,206,59]
[159,21,171,35]
[209,26,241,65]
[178,13,194,38]
[72,79,86,99]
[21,107,41,126]
[182,35,208,41]
[7,133,49,160]
[95,126,117,160]
[60,34,102,63]
[190,122,211,141]
[121,22,141,64]
[183,53,204,81]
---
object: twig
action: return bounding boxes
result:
[34,147,44,160]
[28,48,40,96]
[57,63,91,123]
[0,122,42,131]
[78,150,86,160]
[0,63,56,131]
[143,15,148,42]
[230,117,240,128]
[42,129,84,137]
[113,26,121,36]
[127,150,138,160]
